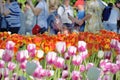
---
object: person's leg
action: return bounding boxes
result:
[8,27,20,34]
[103,22,111,31]
[109,23,117,33]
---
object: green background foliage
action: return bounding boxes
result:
[18,0,117,5]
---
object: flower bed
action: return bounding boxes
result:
[0,30,120,80]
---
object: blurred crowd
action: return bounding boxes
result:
[0,0,120,35]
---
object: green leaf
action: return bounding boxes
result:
[26,61,37,75]
[87,67,101,80]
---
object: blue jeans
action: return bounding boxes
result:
[103,22,117,33]
[77,10,85,32]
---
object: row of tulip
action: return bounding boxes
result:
[0,37,120,80]
[0,30,120,54]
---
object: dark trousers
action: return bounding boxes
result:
[8,27,20,34]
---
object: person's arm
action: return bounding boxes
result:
[68,13,91,26]
[27,0,41,16]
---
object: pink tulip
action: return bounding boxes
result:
[56,42,66,54]
[72,55,83,66]
[86,63,94,70]
[8,62,16,71]
[46,52,57,65]
[104,51,112,60]
[103,74,112,80]
[6,41,15,50]
[32,66,42,78]
[79,50,88,60]
[110,63,119,74]
[72,71,81,80]
[54,57,65,68]
[110,39,117,48]
[116,42,120,52]
[0,60,5,68]
[45,70,54,77]
[100,60,112,73]
[68,46,77,56]
[116,55,120,61]
[27,44,36,58]
[16,51,26,63]
[63,65,68,70]
[62,70,69,79]
[64,52,70,60]
[20,60,27,70]
[80,65,86,72]
[2,50,13,62]
[78,41,87,52]
[116,60,120,70]
[4,68,9,78]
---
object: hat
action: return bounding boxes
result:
[74,0,84,7]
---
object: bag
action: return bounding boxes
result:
[102,6,112,21]
[32,24,41,35]
[32,16,41,35]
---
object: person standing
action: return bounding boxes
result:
[74,0,85,32]
[27,0,49,34]
[84,0,104,33]
[103,1,120,33]
[57,0,74,31]
[3,0,21,34]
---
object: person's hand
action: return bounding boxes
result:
[27,0,32,5]
[78,19,84,26]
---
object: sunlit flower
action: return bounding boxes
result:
[27,44,36,58]
[46,52,57,65]
[2,50,13,62]
[0,49,5,58]
[72,71,81,80]
[72,55,82,66]
[54,57,65,68]
[8,62,16,71]
[78,41,87,52]
[86,63,94,70]
[62,70,69,79]
[56,42,66,54]
[68,46,77,56]
[79,50,88,60]
[80,65,86,72]
[16,51,26,63]
[0,60,5,68]
[98,50,104,59]
[6,41,15,50]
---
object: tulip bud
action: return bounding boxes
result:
[68,46,77,56]
[54,57,65,68]
[98,50,104,59]
[8,62,16,71]
[0,60,5,68]
[56,42,66,54]
[72,55,82,66]
[62,70,69,79]
[78,41,87,52]
[6,41,15,50]
[72,71,80,80]
[46,52,57,65]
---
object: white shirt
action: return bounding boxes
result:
[57,5,73,24]
[108,7,120,24]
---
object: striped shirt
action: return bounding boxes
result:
[5,2,21,28]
